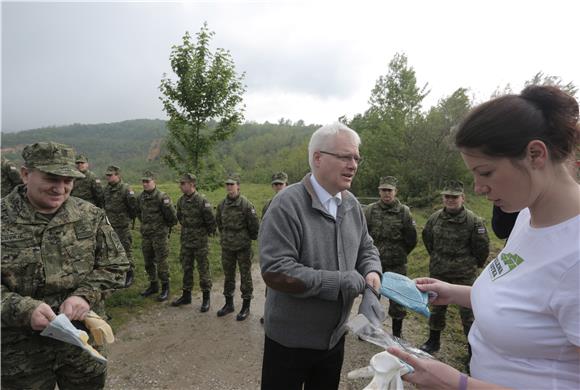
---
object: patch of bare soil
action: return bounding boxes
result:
[107,264,433,389]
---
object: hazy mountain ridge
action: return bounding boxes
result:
[1,119,315,184]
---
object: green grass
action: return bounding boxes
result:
[105,183,272,329]
[105,183,505,372]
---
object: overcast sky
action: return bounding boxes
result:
[2,0,579,133]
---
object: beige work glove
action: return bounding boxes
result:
[83,311,115,346]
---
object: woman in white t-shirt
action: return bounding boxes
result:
[389,85,580,390]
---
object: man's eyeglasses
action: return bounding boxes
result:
[319,151,363,165]
[444,194,460,199]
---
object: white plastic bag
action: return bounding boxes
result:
[347,351,408,390]
[40,314,107,363]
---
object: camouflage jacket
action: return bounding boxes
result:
[262,198,273,218]
[177,191,216,249]
[1,186,129,340]
[216,194,259,251]
[71,169,104,207]
[1,158,22,198]
[364,199,417,266]
[422,207,490,277]
[103,180,138,228]
[137,187,177,238]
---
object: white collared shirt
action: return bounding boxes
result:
[310,174,342,219]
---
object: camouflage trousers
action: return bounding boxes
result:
[180,245,212,292]
[381,262,408,320]
[142,234,170,283]
[1,333,106,390]
[428,273,475,335]
[113,225,134,270]
[221,247,253,300]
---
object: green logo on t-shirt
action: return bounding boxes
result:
[488,252,525,281]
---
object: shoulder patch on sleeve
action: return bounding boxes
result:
[95,179,101,184]
[204,201,211,208]
[477,226,486,234]
[9,166,17,171]
[250,208,256,214]
[412,220,416,226]
[163,198,170,205]
[129,190,135,195]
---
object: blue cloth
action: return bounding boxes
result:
[380,272,430,317]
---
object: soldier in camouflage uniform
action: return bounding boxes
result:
[137,170,178,302]
[1,156,23,198]
[262,171,288,217]
[103,165,139,287]
[364,176,417,337]
[171,173,216,311]
[71,154,104,207]
[1,142,129,390]
[216,174,260,321]
[420,180,490,354]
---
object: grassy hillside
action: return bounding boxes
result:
[106,182,504,373]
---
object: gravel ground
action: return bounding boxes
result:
[106,264,422,389]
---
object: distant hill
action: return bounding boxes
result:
[1,119,169,183]
[1,119,316,184]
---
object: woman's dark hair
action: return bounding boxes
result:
[455,85,579,162]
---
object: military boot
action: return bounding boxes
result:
[140,281,159,297]
[157,282,170,302]
[171,290,192,306]
[125,269,135,288]
[236,299,251,321]
[217,296,234,317]
[392,319,403,338]
[200,291,210,313]
[420,330,441,354]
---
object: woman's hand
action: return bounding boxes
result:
[387,346,461,389]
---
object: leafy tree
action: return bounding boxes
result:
[159,22,245,187]
[524,71,578,98]
[367,53,430,127]
[401,88,472,203]
[351,53,429,196]
[491,72,577,99]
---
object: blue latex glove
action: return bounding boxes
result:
[379,272,430,317]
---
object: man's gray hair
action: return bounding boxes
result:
[308,122,361,171]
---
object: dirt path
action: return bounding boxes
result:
[107,264,416,389]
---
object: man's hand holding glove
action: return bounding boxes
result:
[83,311,115,346]
[358,284,387,327]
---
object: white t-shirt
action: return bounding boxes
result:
[469,208,580,390]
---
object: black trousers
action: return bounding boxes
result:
[261,335,345,390]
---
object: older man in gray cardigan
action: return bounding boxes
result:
[259,122,383,390]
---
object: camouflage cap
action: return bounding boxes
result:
[105,165,120,175]
[378,176,398,190]
[142,170,156,181]
[22,142,85,178]
[441,180,464,195]
[180,173,197,183]
[75,154,88,163]
[271,171,288,185]
[225,173,240,184]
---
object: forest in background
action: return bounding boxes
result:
[2,53,576,204]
